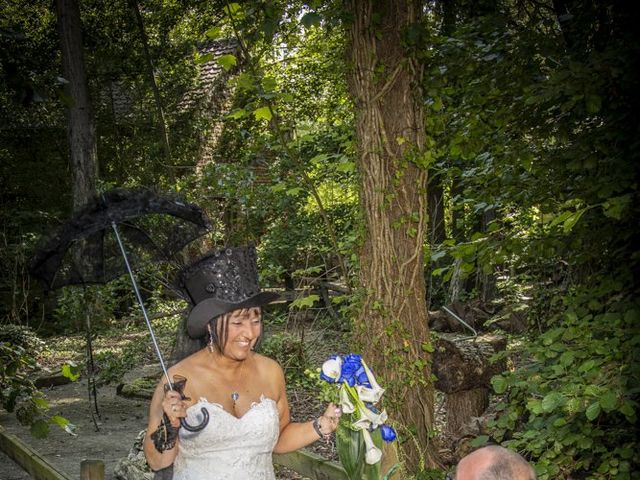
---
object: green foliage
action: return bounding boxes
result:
[0,324,66,437]
[259,330,311,389]
[487,287,639,479]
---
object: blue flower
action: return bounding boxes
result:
[355,365,371,387]
[380,424,397,442]
[339,354,363,386]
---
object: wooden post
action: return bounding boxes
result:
[80,460,104,480]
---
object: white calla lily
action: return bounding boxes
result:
[354,405,387,429]
[339,386,356,413]
[361,428,383,465]
[321,356,342,382]
[355,384,384,403]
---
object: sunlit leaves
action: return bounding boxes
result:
[61,361,81,381]
[253,105,272,121]
[289,294,320,309]
[217,54,237,71]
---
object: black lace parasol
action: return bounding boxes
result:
[30,187,212,432]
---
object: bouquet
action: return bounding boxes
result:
[320,354,397,480]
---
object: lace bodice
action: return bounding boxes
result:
[172,396,280,480]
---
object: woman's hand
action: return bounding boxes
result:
[318,402,342,434]
[162,389,187,427]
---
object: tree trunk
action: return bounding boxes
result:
[432,334,506,435]
[444,388,489,435]
[427,177,446,247]
[56,0,97,211]
[129,0,173,180]
[347,0,438,470]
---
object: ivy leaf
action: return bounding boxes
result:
[336,159,355,173]
[226,108,247,120]
[562,208,587,234]
[470,435,490,447]
[285,187,302,196]
[195,52,214,64]
[289,294,319,309]
[603,194,631,219]
[61,361,81,381]
[50,415,69,428]
[527,398,543,415]
[421,341,434,353]
[217,54,237,71]
[205,26,222,39]
[254,106,272,121]
[236,73,255,92]
[541,392,566,413]
[619,401,635,420]
[585,401,601,421]
[269,182,286,193]
[491,375,507,394]
[32,395,49,410]
[599,391,618,412]
[262,76,278,92]
[224,2,243,19]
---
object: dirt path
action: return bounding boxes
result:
[0,377,148,480]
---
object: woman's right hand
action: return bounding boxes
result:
[161,388,187,427]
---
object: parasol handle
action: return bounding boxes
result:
[180,410,209,432]
[111,222,210,432]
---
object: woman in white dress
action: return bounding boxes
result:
[143,246,341,479]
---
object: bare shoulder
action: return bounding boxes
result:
[253,353,285,380]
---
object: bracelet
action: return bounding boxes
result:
[313,416,331,440]
[151,413,180,453]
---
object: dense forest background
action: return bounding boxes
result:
[1,0,639,479]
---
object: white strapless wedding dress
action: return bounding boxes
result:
[172,396,279,480]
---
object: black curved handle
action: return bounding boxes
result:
[180,407,209,432]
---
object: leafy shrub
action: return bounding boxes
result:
[487,286,639,479]
[260,331,310,388]
[0,324,63,437]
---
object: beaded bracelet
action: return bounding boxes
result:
[313,416,331,441]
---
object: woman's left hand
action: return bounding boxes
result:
[319,402,342,433]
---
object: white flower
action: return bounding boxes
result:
[352,405,388,430]
[356,384,384,403]
[321,356,343,382]
[362,428,383,465]
[340,386,356,413]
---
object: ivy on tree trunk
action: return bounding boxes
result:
[346,0,438,471]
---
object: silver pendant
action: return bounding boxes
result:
[231,392,239,402]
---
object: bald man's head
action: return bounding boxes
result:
[455,446,537,480]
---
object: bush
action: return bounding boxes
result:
[487,285,639,479]
[260,331,310,389]
[0,324,54,437]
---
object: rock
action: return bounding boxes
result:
[113,430,154,480]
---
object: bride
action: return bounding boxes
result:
[143,247,341,480]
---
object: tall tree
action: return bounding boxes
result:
[346,0,437,471]
[129,0,173,178]
[56,0,97,210]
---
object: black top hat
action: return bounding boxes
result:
[179,245,280,338]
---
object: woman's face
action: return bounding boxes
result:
[221,307,262,358]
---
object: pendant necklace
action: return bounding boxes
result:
[230,357,248,409]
